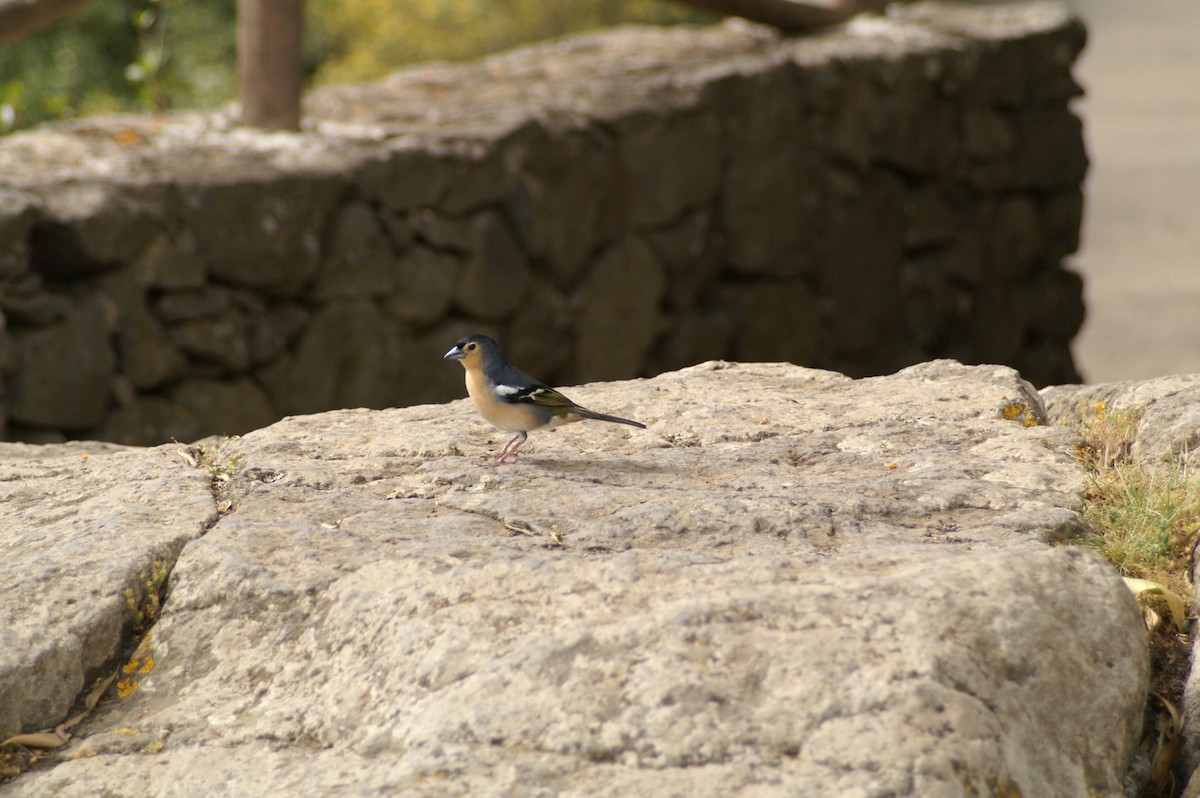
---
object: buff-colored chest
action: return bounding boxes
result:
[464,368,538,432]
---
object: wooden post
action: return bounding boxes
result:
[237,0,303,130]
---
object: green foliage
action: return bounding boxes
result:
[124,560,169,630]
[0,0,708,134]
[0,0,236,133]
[1087,463,1196,575]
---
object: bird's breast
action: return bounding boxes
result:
[465,369,542,432]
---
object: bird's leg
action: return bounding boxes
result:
[494,431,528,464]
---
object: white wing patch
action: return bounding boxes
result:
[494,384,522,396]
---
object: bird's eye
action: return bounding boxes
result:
[467,343,476,351]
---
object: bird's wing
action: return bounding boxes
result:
[495,381,574,409]
[487,360,584,416]
[521,386,579,411]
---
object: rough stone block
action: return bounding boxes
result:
[261,299,395,416]
[313,201,398,300]
[961,41,1030,107]
[453,211,530,321]
[154,286,236,323]
[968,282,1028,366]
[645,208,724,312]
[6,297,115,430]
[503,278,574,384]
[1015,335,1082,387]
[117,303,187,391]
[0,188,37,279]
[95,395,200,446]
[615,111,723,229]
[442,140,521,215]
[245,302,310,366]
[133,231,207,290]
[507,128,624,287]
[402,210,471,254]
[167,315,252,374]
[357,146,454,212]
[965,157,1017,192]
[901,185,960,250]
[1025,20,1088,102]
[167,377,277,440]
[986,196,1042,279]
[941,226,987,286]
[1043,374,1200,463]
[0,311,11,376]
[817,172,905,356]
[875,62,960,175]
[1022,267,1085,339]
[962,108,1017,158]
[730,281,818,366]
[898,3,1065,106]
[899,254,955,351]
[1038,189,1085,262]
[29,183,162,276]
[649,307,735,374]
[822,62,878,171]
[95,268,187,391]
[720,68,821,278]
[180,176,342,296]
[574,236,665,382]
[1014,109,1089,189]
[0,274,73,325]
[381,245,460,326]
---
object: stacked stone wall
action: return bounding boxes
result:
[0,3,1087,444]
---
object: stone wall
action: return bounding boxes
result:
[0,2,1088,445]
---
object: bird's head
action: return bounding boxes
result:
[443,334,499,369]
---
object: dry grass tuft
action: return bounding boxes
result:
[1074,402,1200,598]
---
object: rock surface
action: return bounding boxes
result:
[1043,374,1200,463]
[0,360,1149,796]
[0,442,213,738]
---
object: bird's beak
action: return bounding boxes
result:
[443,345,465,361]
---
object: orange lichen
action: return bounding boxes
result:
[1001,401,1039,428]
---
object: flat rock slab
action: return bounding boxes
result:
[0,442,214,739]
[2,361,1147,796]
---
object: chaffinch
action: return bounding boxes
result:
[444,334,646,463]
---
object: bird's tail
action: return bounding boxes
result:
[578,409,647,429]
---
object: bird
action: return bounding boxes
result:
[443,334,646,463]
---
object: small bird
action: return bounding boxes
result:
[443,334,646,463]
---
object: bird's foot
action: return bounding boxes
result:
[489,432,528,465]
